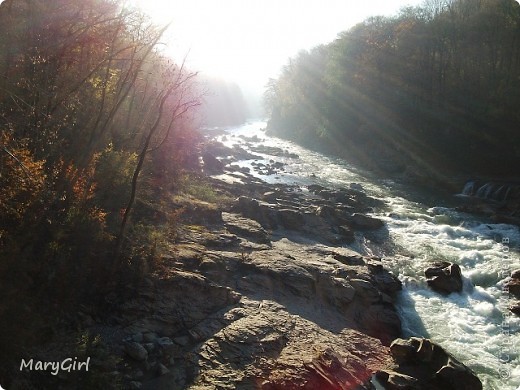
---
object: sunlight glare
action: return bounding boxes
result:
[131,0,424,89]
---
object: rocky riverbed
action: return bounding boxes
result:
[12,141,484,389]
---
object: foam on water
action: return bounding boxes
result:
[221,121,520,389]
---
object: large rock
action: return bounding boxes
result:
[202,151,224,173]
[124,341,148,361]
[376,337,482,390]
[348,213,384,230]
[277,208,305,230]
[222,212,270,244]
[425,262,463,294]
[506,269,520,298]
[235,196,279,228]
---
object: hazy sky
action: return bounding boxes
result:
[141,1,427,89]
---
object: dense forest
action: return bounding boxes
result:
[265,0,520,183]
[0,0,206,379]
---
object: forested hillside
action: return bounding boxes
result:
[0,0,201,375]
[265,0,520,183]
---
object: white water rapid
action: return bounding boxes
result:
[211,121,520,389]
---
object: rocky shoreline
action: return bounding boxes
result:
[108,147,482,389]
[13,142,484,389]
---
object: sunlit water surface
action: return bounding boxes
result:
[212,121,520,389]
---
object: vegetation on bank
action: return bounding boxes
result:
[264,0,520,181]
[0,0,205,383]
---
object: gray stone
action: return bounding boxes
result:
[157,363,170,376]
[124,342,148,361]
[348,213,384,230]
[157,337,174,349]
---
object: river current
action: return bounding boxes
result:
[212,121,519,389]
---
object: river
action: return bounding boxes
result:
[210,120,520,389]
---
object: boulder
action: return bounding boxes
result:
[384,337,482,390]
[124,341,148,361]
[506,278,520,298]
[316,205,338,222]
[202,151,224,173]
[425,262,463,294]
[348,213,384,230]
[235,196,278,228]
[277,208,305,230]
[506,270,520,298]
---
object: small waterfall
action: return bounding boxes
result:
[461,180,520,202]
[462,180,477,196]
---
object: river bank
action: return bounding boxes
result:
[8,120,519,389]
[8,139,486,389]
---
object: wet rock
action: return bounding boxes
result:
[425,262,463,294]
[510,301,520,316]
[506,270,520,298]
[370,270,402,296]
[308,184,326,193]
[348,213,384,230]
[384,337,482,390]
[507,278,520,298]
[124,341,148,361]
[350,183,364,192]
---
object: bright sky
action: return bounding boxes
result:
[131,0,425,90]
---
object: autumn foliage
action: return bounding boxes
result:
[0,0,201,382]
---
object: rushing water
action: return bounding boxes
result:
[211,121,520,389]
